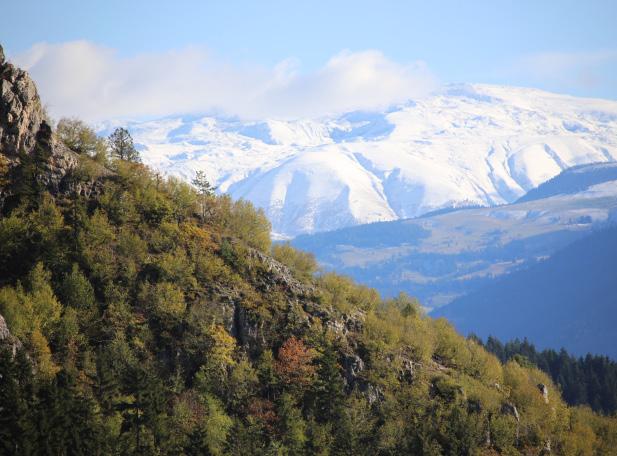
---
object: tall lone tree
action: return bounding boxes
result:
[108,127,140,162]
[192,170,216,222]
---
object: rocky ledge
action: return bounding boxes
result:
[0,43,109,207]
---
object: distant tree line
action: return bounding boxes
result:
[475,335,617,415]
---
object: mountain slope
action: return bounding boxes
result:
[292,163,617,309]
[116,84,617,236]
[433,227,617,358]
[516,161,617,202]
[6,47,617,454]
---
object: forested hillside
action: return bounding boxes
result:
[477,336,617,416]
[1,44,617,455]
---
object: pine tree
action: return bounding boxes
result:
[191,170,216,222]
[64,165,89,256]
[12,123,53,210]
[0,349,37,455]
[277,393,307,455]
[108,127,140,162]
[311,342,345,423]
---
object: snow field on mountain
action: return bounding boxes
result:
[115,84,617,236]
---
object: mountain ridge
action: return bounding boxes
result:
[111,83,617,236]
[433,226,617,358]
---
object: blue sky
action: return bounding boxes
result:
[2,0,616,120]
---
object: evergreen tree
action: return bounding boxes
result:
[191,170,216,222]
[108,127,140,162]
[310,342,345,423]
[480,335,617,414]
[10,122,53,210]
[0,349,37,455]
[277,393,307,455]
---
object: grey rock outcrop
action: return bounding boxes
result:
[501,402,520,422]
[502,402,521,445]
[0,43,109,207]
[0,313,22,357]
[0,43,44,157]
[249,248,314,297]
[538,383,549,404]
[0,313,9,340]
[343,353,365,385]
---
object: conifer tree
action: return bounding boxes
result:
[12,121,53,209]
[108,127,140,162]
[191,170,216,222]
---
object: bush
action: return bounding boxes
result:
[272,242,318,282]
[56,117,108,163]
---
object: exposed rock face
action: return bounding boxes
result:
[249,248,314,297]
[501,402,520,422]
[538,383,549,404]
[0,44,44,157]
[0,43,108,206]
[0,313,22,357]
[502,402,521,445]
[0,313,9,340]
[343,353,365,385]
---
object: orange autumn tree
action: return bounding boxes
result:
[275,337,317,388]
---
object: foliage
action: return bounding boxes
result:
[192,170,217,223]
[482,335,617,415]
[108,127,140,162]
[56,117,108,163]
[272,242,318,282]
[275,337,316,389]
[1,120,616,455]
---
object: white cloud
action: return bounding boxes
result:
[11,41,436,122]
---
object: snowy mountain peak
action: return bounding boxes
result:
[119,84,617,237]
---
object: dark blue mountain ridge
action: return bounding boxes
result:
[432,226,617,358]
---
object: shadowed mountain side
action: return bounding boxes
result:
[292,164,617,309]
[433,227,617,358]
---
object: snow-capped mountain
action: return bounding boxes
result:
[115,84,617,237]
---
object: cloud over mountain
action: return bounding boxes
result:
[13,41,436,122]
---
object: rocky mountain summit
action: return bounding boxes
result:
[0,44,99,208]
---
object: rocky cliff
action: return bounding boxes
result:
[0,44,105,208]
[0,313,21,358]
[0,44,44,157]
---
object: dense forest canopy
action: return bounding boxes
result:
[0,119,614,455]
[477,336,617,416]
